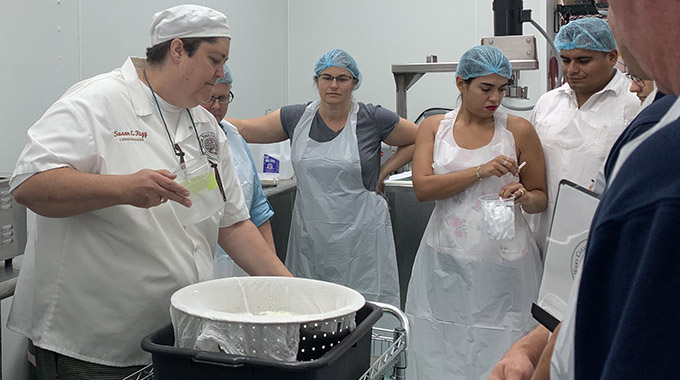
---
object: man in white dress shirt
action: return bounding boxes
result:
[526,17,639,254]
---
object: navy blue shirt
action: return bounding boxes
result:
[575,100,680,379]
[603,92,676,180]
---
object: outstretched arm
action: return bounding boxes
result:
[226,109,288,144]
[218,219,292,277]
[12,167,191,217]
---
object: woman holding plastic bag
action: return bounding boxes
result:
[405,45,547,380]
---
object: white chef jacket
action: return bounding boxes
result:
[7,57,249,366]
[526,69,639,254]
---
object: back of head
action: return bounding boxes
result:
[554,17,616,53]
[216,63,233,85]
[314,49,363,90]
[456,45,512,80]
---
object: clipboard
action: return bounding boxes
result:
[532,179,600,331]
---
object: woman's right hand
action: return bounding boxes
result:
[478,155,519,179]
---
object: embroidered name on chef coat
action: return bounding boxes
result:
[113,130,149,142]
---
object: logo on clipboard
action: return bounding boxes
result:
[571,239,588,279]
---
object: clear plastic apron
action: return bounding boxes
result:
[405,109,542,380]
[528,100,628,253]
[285,100,400,307]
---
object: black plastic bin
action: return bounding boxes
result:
[141,302,382,380]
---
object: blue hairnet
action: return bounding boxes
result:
[554,18,617,52]
[456,45,512,80]
[314,49,362,90]
[216,63,233,85]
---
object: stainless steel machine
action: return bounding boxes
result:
[391,0,542,120]
[0,177,27,264]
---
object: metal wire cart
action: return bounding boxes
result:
[123,302,409,380]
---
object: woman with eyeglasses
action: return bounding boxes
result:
[201,63,276,278]
[229,49,417,307]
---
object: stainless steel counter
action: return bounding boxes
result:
[263,179,297,263]
[262,179,296,198]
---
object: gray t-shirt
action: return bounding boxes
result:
[280,102,400,191]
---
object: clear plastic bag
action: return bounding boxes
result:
[479,194,516,240]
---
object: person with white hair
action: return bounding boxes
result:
[201,63,276,278]
[8,5,290,378]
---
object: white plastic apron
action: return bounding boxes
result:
[214,122,254,278]
[528,97,628,254]
[405,109,542,380]
[285,100,400,307]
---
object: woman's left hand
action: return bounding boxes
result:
[499,182,529,205]
[376,178,386,194]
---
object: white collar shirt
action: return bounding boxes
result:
[526,69,640,252]
[8,57,249,366]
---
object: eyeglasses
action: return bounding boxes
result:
[626,73,646,87]
[201,91,234,105]
[318,74,355,85]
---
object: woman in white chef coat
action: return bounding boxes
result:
[405,45,547,380]
[229,49,417,307]
[8,5,290,379]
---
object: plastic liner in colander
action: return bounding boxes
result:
[170,276,365,361]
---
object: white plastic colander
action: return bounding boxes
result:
[170,277,365,362]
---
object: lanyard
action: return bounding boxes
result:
[143,69,227,201]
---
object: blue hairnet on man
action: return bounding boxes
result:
[456,45,512,80]
[525,16,640,254]
[554,17,617,52]
[314,48,363,90]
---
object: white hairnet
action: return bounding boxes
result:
[150,5,230,46]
